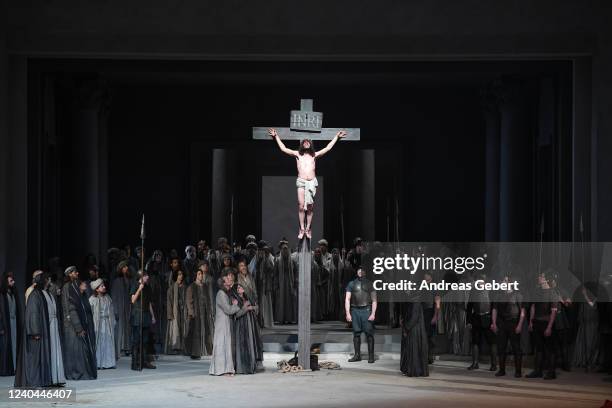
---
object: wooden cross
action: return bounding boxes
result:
[253,99,360,370]
[252,98,360,141]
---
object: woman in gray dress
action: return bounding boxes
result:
[209,269,248,376]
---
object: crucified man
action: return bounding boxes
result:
[269,128,347,239]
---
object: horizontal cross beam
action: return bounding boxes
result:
[252,127,360,141]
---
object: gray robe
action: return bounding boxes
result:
[164,281,187,354]
[90,295,116,368]
[42,290,65,384]
[185,282,214,357]
[209,290,243,375]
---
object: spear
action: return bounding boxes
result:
[139,214,145,371]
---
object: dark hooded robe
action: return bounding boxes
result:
[400,301,429,377]
[274,250,297,324]
[110,270,131,357]
[314,256,330,319]
[185,280,214,357]
[164,279,188,354]
[0,283,21,376]
[254,253,275,328]
[310,260,322,322]
[14,286,53,387]
[231,288,263,374]
[61,280,97,380]
[146,250,166,353]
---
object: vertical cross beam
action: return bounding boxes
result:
[298,239,311,370]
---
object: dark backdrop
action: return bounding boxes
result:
[106,62,487,252]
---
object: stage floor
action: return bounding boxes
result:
[1,353,610,408]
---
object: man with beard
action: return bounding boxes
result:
[42,273,65,386]
[111,260,132,358]
[268,128,346,239]
[197,240,209,261]
[183,245,198,285]
[313,247,329,320]
[253,241,275,328]
[274,239,297,324]
[130,270,156,370]
[526,271,558,380]
[61,266,97,380]
[0,271,21,376]
[14,271,53,387]
[244,241,258,264]
[345,267,377,363]
[185,266,214,358]
[491,274,525,377]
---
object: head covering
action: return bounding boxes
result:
[278,238,289,248]
[318,239,328,247]
[185,245,195,254]
[64,265,77,276]
[117,260,129,273]
[257,240,268,250]
[32,270,44,286]
[90,278,104,291]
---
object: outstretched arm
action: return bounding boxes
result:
[269,128,297,157]
[315,130,347,158]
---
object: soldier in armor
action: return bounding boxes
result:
[526,271,558,379]
[466,272,497,371]
[491,274,525,377]
[345,267,377,363]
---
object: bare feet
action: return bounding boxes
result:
[306,229,312,239]
[298,229,305,239]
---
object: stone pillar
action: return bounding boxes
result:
[498,79,532,241]
[71,80,110,264]
[0,26,7,274]
[360,149,375,241]
[7,56,28,290]
[481,84,501,242]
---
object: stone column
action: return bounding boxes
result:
[72,80,110,264]
[0,28,7,274]
[481,84,501,242]
[6,56,28,290]
[498,79,532,242]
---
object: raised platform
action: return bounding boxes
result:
[262,321,403,353]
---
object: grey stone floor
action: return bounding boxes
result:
[0,354,610,408]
